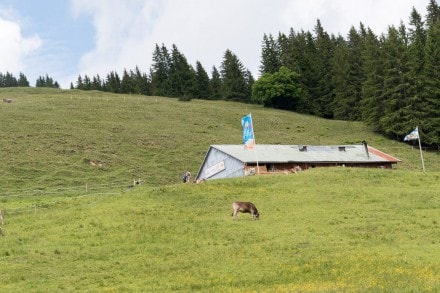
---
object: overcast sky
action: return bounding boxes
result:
[0,0,433,88]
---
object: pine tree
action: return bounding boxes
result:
[76,75,84,90]
[168,44,195,99]
[91,75,103,91]
[220,49,249,102]
[332,26,365,120]
[360,28,384,130]
[312,20,335,118]
[259,33,282,75]
[194,61,211,99]
[132,66,150,95]
[17,73,30,87]
[426,0,440,27]
[121,69,133,94]
[421,19,440,146]
[151,44,171,96]
[1,72,18,87]
[83,75,91,90]
[105,71,121,93]
[379,24,412,137]
[244,69,255,101]
[210,66,222,100]
[406,8,427,133]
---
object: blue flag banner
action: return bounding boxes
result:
[404,127,419,141]
[241,114,255,149]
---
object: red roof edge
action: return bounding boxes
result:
[368,146,401,162]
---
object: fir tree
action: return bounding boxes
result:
[210,66,222,100]
[259,33,282,75]
[169,44,195,99]
[360,28,384,130]
[17,73,30,87]
[194,61,211,99]
[379,24,412,137]
[312,19,335,118]
[421,19,440,145]
[151,43,171,96]
[220,49,249,102]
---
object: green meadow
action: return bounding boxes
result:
[1,88,439,292]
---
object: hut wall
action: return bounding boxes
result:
[197,148,244,180]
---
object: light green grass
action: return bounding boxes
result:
[1,88,437,193]
[0,88,439,291]
[0,168,439,291]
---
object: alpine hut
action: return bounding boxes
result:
[195,142,400,181]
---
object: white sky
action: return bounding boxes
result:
[0,0,433,88]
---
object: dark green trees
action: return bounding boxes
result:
[220,49,252,102]
[0,72,30,87]
[254,3,439,146]
[194,61,211,99]
[36,75,59,88]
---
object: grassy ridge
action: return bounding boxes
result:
[0,88,439,291]
[0,168,439,291]
[1,88,438,193]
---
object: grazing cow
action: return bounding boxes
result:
[231,201,259,220]
[3,98,12,103]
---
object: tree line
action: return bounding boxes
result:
[72,44,254,103]
[2,1,437,146]
[255,1,439,146]
[0,72,59,89]
[71,1,439,146]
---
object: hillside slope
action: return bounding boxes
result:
[1,87,437,193]
[0,168,439,291]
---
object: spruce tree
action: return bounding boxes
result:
[121,69,133,94]
[259,33,282,74]
[151,44,171,96]
[332,35,351,120]
[360,28,384,130]
[169,44,195,99]
[220,49,249,102]
[210,66,222,100]
[421,19,440,146]
[313,20,335,118]
[76,75,84,90]
[426,0,440,26]
[379,24,412,137]
[406,8,427,134]
[17,73,30,87]
[194,61,211,99]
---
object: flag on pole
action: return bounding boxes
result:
[241,114,255,149]
[404,126,426,173]
[404,127,419,141]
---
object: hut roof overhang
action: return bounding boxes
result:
[209,144,401,164]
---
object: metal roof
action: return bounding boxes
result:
[210,144,401,164]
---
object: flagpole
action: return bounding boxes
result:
[250,114,260,174]
[416,126,426,173]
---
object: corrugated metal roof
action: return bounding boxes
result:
[211,144,401,164]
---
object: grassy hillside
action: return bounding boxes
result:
[0,88,439,291]
[1,88,437,191]
[0,168,439,291]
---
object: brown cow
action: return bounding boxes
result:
[231,201,259,220]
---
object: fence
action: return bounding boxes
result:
[0,179,143,216]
